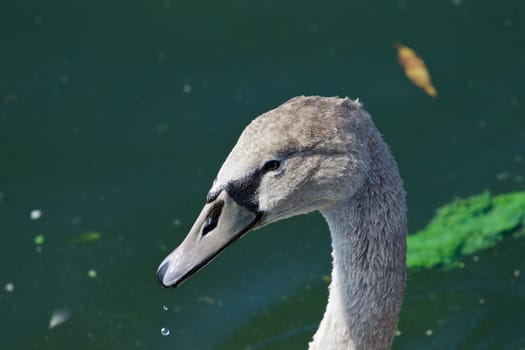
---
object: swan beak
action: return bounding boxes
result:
[157,190,262,288]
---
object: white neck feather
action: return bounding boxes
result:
[309,140,407,350]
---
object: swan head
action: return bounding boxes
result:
[158,96,371,287]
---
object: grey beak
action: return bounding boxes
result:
[157,190,262,288]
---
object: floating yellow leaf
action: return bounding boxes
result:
[395,43,438,97]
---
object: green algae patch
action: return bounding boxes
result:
[34,234,45,245]
[407,191,525,269]
[69,231,102,244]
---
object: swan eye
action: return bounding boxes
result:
[262,160,281,172]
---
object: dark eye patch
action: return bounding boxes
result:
[226,172,263,213]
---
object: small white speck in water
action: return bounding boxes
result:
[60,75,70,85]
[71,216,82,224]
[49,308,71,329]
[182,84,192,94]
[162,305,168,311]
[5,282,14,293]
[425,329,433,336]
[161,327,170,336]
[30,209,42,220]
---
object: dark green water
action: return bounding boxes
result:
[1,0,524,349]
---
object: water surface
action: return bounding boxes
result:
[1,0,524,349]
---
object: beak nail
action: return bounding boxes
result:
[157,261,170,287]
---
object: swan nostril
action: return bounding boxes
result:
[202,216,217,235]
[202,200,224,236]
[157,262,170,286]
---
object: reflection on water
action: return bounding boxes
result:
[0,0,524,349]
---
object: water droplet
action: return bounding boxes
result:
[161,327,170,336]
[162,305,168,311]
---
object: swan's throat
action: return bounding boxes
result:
[310,170,407,350]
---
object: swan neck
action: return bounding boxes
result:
[310,157,407,350]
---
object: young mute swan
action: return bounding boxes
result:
[157,96,407,350]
